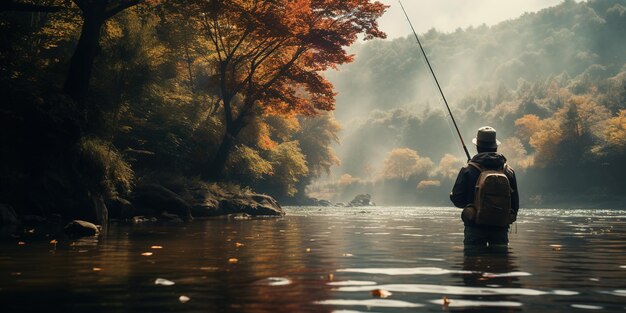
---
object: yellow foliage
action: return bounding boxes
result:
[417,180,441,190]
[268,141,309,196]
[227,145,273,180]
[605,109,626,150]
[338,174,358,186]
[517,94,611,166]
[380,148,434,180]
[436,154,465,180]
[515,114,541,143]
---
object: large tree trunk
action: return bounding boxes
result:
[63,15,104,104]
[208,117,248,180]
[206,103,250,180]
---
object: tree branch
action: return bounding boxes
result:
[0,0,63,12]
[104,0,141,20]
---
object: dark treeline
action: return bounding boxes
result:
[314,0,626,207]
[0,0,387,222]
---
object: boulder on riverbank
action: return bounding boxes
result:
[349,194,375,206]
[131,184,193,221]
[125,181,283,220]
[185,183,284,218]
[63,220,100,237]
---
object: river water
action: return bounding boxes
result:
[1,207,625,312]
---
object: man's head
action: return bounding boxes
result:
[472,126,500,153]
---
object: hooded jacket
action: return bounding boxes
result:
[450,152,519,227]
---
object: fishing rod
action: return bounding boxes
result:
[398,1,471,162]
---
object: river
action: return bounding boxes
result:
[1,207,625,312]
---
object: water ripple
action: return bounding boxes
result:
[336,284,579,296]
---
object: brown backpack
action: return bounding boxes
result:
[468,162,514,227]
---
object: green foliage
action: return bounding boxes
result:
[266,141,309,197]
[226,145,274,181]
[77,136,134,198]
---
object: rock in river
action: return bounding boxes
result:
[64,220,101,237]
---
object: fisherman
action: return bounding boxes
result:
[450,126,519,246]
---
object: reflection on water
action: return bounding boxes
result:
[1,207,626,312]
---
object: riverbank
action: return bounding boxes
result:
[0,179,284,236]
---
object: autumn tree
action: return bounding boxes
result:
[191,0,387,179]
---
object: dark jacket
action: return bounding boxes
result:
[450,152,519,227]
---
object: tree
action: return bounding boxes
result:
[191,0,387,179]
[63,0,144,103]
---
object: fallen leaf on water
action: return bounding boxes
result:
[155,278,175,286]
[235,242,245,248]
[141,252,153,256]
[443,296,451,306]
[327,273,334,281]
[552,247,561,251]
[306,248,311,252]
[179,295,190,303]
[18,241,25,245]
[50,239,58,245]
[92,267,102,272]
[11,272,21,276]
[151,246,163,249]
[228,258,238,264]
[199,267,219,271]
[342,253,353,257]
[371,289,392,298]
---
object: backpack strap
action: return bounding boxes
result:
[467,161,482,172]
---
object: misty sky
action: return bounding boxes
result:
[378,0,568,38]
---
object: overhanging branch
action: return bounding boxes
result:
[0,0,63,12]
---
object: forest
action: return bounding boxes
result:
[0,0,386,223]
[2,0,626,225]
[312,0,626,207]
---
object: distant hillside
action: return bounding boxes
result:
[315,0,626,207]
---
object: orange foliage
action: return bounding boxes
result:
[196,0,388,118]
[605,109,626,151]
[515,114,542,143]
[516,94,611,167]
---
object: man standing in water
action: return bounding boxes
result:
[450,126,519,246]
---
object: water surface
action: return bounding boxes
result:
[1,207,625,312]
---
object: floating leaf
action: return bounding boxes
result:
[50,239,58,244]
[155,278,175,286]
[92,267,102,271]
[327,273,334,281]
[18,241,25,245]
[179,295,190,303]
[371,289,392,298]
[443,296,451,306]
[151,246,163,249]
[228,258,238,264]
[306,248,311,252]
[235,242,245,248]
[141,252,153,256]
